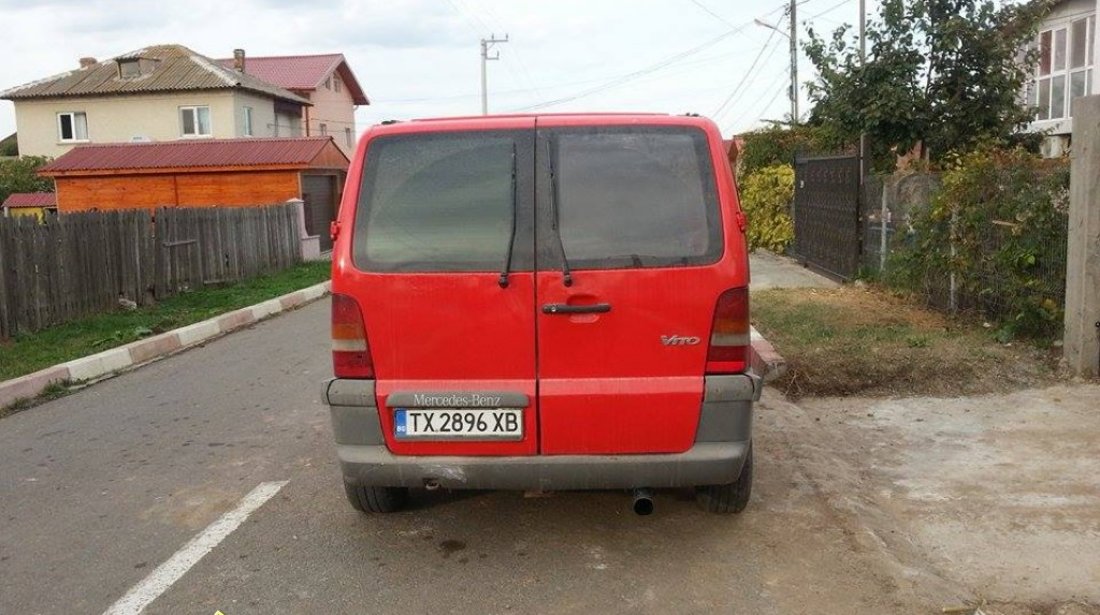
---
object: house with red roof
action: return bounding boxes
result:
[38,136,349,250]
[0,45,370,158]
[217,51,369,155]
[0,44,318,159]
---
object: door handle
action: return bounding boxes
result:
[542,303,612,315]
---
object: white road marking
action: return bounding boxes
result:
[102,480,289,615]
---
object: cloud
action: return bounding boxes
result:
[0,0,846,139]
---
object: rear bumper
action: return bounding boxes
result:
[336,441,749,490]
[323,374,759,490]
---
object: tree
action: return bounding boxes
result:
[0,156,54,204]
[804,0,1052,170]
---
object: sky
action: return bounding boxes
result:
[0,0,873,141]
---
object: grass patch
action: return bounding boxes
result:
[752,286,1062,398]
[0,380,78,418]
[0,261,329,382]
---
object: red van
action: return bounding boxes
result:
[323,113,760,515]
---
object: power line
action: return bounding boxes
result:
[444,0,493,34]
[514,23,753,111]
[727,72,790,134]
[711,30,781,119]
[688,0,741,29]
[468,0,545,99]
[806,0,855,21]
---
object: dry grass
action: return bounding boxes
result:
[752,286,1063,399]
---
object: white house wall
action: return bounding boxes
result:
[16,91,239,158]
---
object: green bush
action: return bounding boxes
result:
[887,147,1069,340]
[0,156,53,204]
[738,125,841,177]
[739,164,795,253]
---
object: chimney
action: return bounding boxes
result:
[79,57,97,69]
[233,49,246,73]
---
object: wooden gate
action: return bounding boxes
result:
[302,175,337,252]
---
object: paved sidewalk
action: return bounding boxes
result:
[750,250,839,290]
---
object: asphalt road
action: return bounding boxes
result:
[0,299,956,614]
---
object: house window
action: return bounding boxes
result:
[334,77,342,93]
[118,58,142,79]
[1034,16,1095,121]
[319,123,328,136]
[57,111,89,142]
[345,127,353,148]
[243,106,253,137]
[180,106,212,137]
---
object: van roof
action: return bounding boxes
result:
[409,112,670,123]
[370,113,717,134]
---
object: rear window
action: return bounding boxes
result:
[550,127,721,269]
[353,132,517,272]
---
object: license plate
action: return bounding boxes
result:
[394,408,523,440]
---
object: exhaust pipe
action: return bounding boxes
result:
[424,479,441,491]
[632,488,655,516]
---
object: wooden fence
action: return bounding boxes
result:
[0,204,301,338]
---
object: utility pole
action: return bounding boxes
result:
[789,0,799,124]
[480,34,509,115]
[859,0,867,181]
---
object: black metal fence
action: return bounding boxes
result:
[791,154,862,281]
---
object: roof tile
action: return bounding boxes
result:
[3,192,57,208]
[1,44,309,105]
[38,137,345,174]
[215,54,369,105]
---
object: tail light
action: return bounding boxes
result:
[706,287,750,374]
[332,293,373,378]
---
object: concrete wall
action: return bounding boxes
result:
[1064,94,1100,377]
[1096,0,1100,92]
[14,91,243,158]
[302,73,357,156]
[233,91,277,138]
[276,110,303,138]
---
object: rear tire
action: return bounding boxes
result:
[695,443,753,514]
[344,481,409,514]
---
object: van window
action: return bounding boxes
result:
[354,132,518,271]
[550,127,721,269]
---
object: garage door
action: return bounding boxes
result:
[302,175,337,252]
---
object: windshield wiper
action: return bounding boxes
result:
[498,142,518,289]
[545,139,573,287]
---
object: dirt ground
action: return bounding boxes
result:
[752,286,1063,399]
[760,384,1100,614]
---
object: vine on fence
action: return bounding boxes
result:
[887,147,1070,340]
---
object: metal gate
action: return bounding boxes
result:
[791,154,862,281]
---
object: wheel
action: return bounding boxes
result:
[343,481,409,513]
[696,443,753,514]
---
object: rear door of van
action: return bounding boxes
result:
[534,119,746,455]
[340,119,539,456]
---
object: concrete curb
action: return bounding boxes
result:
[2,285,784,409]
[0,281,332,410]
[750,327,787,383]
